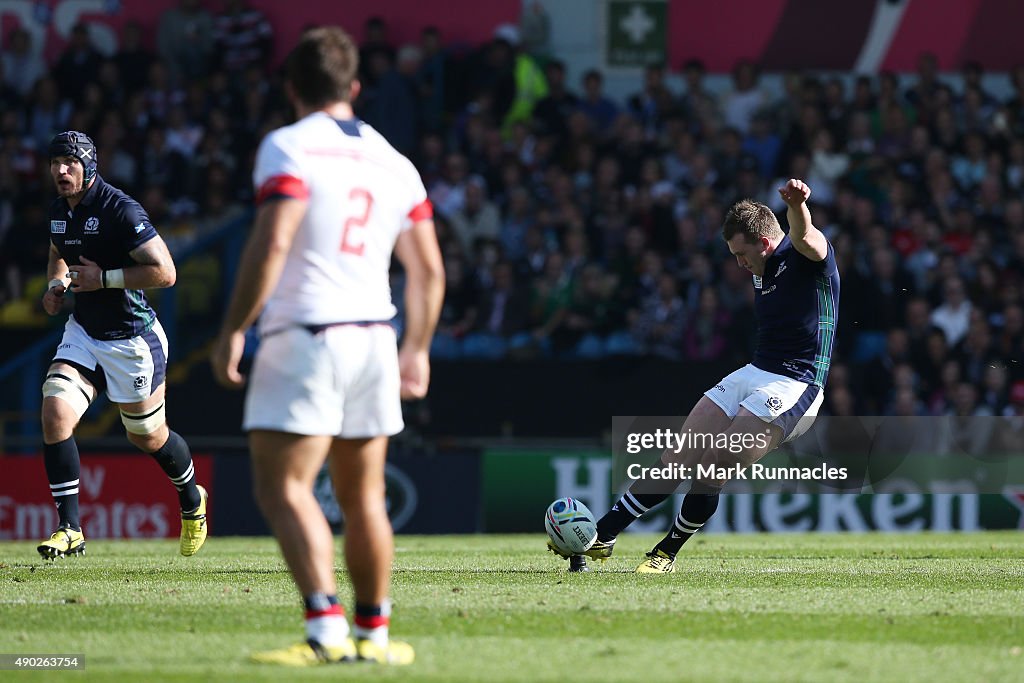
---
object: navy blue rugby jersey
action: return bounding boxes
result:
[751,235,840,387]
[49,175,159,340]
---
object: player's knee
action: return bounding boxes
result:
[126,430,166,453]
[41,373,93,439]
[336,482,386,517]
[121,402,167,451]
[251,476,294,513]
[41,399,77,442]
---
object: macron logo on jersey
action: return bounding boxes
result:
[51,220,66,234]
[775,261,787,278]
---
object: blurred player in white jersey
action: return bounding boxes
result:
[211,26,444,666]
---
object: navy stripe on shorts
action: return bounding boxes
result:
[142,330,166,395]
[772,384,820,440]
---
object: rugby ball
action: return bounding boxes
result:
[544,497,597,555]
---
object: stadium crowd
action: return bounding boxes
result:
[1,3,1023,419]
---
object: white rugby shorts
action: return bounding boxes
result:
[704,363,824,444]
[243,323,404,438]
[52,315,168,403]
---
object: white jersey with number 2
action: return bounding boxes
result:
[252,112,432,335]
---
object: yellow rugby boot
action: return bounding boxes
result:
[635,549,675,574]
[355,638,415,665]
[250,639,356,666]
[180,485,208,556]
[37,527,85,560]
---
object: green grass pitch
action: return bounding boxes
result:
[1,533,1022,682]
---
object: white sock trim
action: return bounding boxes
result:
[305,615,349,647]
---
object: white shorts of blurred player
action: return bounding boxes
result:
[243,323,403,438]
[52,315,168,403]
[704,363,824,445]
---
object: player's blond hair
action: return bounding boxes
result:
[722,199,783,243]
[286,26,359,107]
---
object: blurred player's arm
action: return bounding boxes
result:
[222,198,307,334]
[778,178,828,262]
[394,219,445,399]
[211,198,306,387]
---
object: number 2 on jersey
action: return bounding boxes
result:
[340,188,373,255]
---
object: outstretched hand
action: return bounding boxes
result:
[778,178,811,208]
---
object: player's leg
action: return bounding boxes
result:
[640,378,821,571]
[640,407,783,572]
[249,429,354,664]
[118,382,207,554]
[244,324,359,665]
[37,361,96,559]
[593,393,734,555]
[327,435,414,663]
[109,323,206,554]
[326,325,413,665]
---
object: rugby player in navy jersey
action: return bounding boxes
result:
[551,179,840,573]
[36,131,208,560]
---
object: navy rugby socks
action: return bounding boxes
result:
[147,430,202,511]
[43,436,82,531]
[596,491,671,541]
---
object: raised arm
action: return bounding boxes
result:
[778,178,829,262]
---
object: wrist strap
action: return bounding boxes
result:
[48,278,65,291]
[102,269,126,288]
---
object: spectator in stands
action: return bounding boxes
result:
[449,175,501,254]
[578,69,618,135]
[213,0,273,75]
[358,16,395,89]
[679,59,717,129]
[429,152,471,218]
[432,256,479,357]
[359,44,422,158]
[931,277,972,347]
[683,287,730,361]
[631,272,686,360]
[1,27,44,98]
[494,24,548,135]
[52,23,101,102]
[417,27,446,134]
[555,263,617,356]
[627,63,674,138]
[158,0,215,82]
[533,60,578,138]
[864,329,911,414]
[26,77,71,150]
[465,260,531,358]
[114,21,154,96]
[722,60,770,135]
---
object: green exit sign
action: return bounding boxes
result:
[606,0,668,68]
